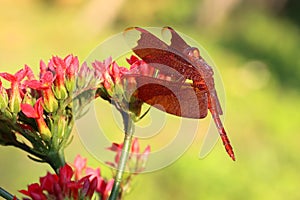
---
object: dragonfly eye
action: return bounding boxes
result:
[192,48,200,58]
[185,47,201,59]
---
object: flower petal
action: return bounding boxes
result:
[73,154,87,180]
[0,72,16,82]
[21,103,38,118]
[131,138,140,154]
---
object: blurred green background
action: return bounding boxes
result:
[0,0,299,199]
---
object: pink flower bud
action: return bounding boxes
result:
[49,56,68,100]
[39,60,48,78]
[73,155,87,180]
[53,66,68,100]
[25,65,35,80]
[111,62,121,84]
[131,137,140,154]
[57,115,67,138]
[0,67,27,114]
[0,80,8,111]
[77,62,90,88]
[65,55,79,92]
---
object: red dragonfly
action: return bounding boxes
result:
[123,27,235,161]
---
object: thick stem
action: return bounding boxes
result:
[47,150,66,174]
[109,112,134,200]
[0,187,17,200]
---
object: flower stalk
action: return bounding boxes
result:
[0,187,16,200]
[109,112,135,200]
[46,150,66,173]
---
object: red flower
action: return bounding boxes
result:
[20,164,98,200]
[64,55,79,92]
[26,71,55,90]
[85,168,103,193]
[65,55,79,80]
[106,138,151,173]
[59,164,74,185]
[72,155,114,199]
[24,65,36,81]
[39,172,59,194]
[129,138,151,173]
[19,183,47,200]
[73,155,87,180]
[92,57,131,91]
[26,71,58,113]
[48,56,68,99]
[81,176,98,199]
[39,60,48,78]
[126,55,139,65]
[99,179,114,200]
[20,155,116,200]
[52,56,66,86]
[0,67,28,113]
[21,98,51,139]
[131,137,140,153]
[76,62,94,89]
[126,55,156,77]
[0,67,28,83]
[92,57,113,91]
[106,143,123,167]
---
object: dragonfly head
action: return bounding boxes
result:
[184,47,201,60]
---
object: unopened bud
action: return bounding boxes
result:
[9,83,22,114]
[0,81,8,111]
[43,89,58,113]
[36,117,52,140]
[57,116,67,138]
[53,85,68,100]
[65,78,75,94]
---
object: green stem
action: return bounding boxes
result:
[109,112,135,200]
[46,150,66,173]
[0,187,17,200]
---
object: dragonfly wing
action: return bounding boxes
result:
[122,74,208,119]
[124,27,193,78]
[162,26,190,53]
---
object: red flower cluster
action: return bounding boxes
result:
[0,55,153,199]
[0,55,84,145]
[0,55,110,165]
[92,57,128,91]
[73,155,114,199]
[20,165,96,200]
[20,155,114,200]
[106,138,151,173]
